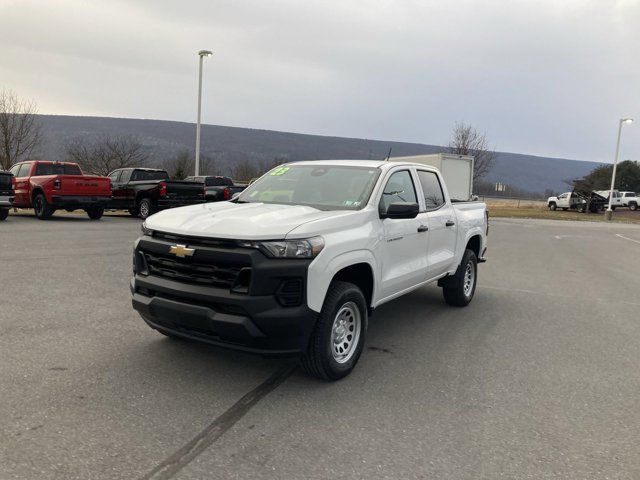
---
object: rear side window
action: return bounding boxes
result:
[10,164,21,176]
[109,171,122,183]
[417,170,445,210]
[34,164,82,176]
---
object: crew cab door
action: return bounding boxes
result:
[416,169,458,278]
[108,170,125,208]
[10,162,32,207]
[377,169,429,299]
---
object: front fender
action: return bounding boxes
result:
[306,249,377,313]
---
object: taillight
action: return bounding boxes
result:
[53,179,61,190]
[159,181,167,197]
[223,187,231,200]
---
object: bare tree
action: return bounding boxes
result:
[163,150,217,179]
[0,90,43,170]
[231,160,262,182]
[65,135,149,176]
[447,122,496,182]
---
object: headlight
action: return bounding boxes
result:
[238,236,325,259]
[141,222,153,236]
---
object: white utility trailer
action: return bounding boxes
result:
[389,153,474,202]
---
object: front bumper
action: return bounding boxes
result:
[51,195,111,209]
[131,235,316,355]
[0,195,14,208]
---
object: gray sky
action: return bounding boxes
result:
[1,0,638,162]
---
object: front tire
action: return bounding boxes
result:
[549,203,557,211]
[86,207,104,220]
[442,249,478,307]
[33,194,54,220]
[301,281,367,381]
[0,208,8,221]
[128,207,140,216]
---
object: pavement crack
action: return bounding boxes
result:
[139,363,297,480]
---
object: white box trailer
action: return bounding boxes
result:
[389,153,474,202]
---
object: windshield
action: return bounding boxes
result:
[237,164,380,211]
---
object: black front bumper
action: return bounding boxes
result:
[51,195,111,209]
[0,194,14,208]
[131,235,316,355]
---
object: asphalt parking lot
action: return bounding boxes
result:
[2,213,640,480]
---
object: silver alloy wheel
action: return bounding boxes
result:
[140,201,149,218]
[463,260,475,297]
[330,301,361,364]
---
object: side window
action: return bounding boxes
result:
[559,193,567,199]
[417,170,445,210]
[10,164,21,176]
[17,163,31,177]
[120,169,132,183]
[109,171,122,183]
[379,170,418,213]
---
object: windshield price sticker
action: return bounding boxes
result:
[270,166,290,176]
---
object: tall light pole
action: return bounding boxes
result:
[195,49,212,176]
[605,117,633,220]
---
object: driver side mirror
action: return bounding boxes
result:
[380,202,419,219]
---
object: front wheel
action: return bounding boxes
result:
[86,207,104,220]
[549,203,557,211]
[301,281,367,381]
[0,208,8,221]
[442,249,478,307]
[34,194,54,220]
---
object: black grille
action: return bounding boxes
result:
[0,174,11,188]
[143,252,246,289]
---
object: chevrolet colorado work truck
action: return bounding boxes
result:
[0,170,15,221]
[9,161,111,220]
[131,160,488,380]
[108,168,205,219]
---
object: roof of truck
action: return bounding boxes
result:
[289,159,437,171]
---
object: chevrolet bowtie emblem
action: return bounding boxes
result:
[169,244,195,258]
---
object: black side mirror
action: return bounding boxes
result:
[381,202,419,219]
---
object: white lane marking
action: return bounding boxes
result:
[616,234,640,245]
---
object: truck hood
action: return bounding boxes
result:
[144,201,355,240]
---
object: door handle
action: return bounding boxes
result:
[417,225,429,232]
[445,220,455,227]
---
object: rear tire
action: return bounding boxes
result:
[33,193,54,220]
[86,207,104,220]
[301,281,367,381]
[0,208,8,221]
[549,203,557,211]
[128,207,140,216]
[442,249,478,307]
[138,198,154,220]
[630,202,638,211]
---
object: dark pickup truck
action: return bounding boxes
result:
[108,168,205,219]
[0,170,15,221]
[185,175,247,202]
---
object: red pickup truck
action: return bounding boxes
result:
[9,161,112,220]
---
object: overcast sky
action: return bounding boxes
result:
[1,0,638,162]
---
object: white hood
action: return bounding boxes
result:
[144,201,352,240]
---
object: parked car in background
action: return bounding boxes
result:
[619,191,639,211]
[133,160,488,380]
[9,161,111,220]
[547,192,584,211]
[0,170,15,221]
[108,168,205,219]
[184,175,247,202]
[594,190,624,210]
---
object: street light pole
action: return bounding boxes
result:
[605,117,634,220]
[195,49,212,176]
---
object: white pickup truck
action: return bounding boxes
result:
[131,160,488,380]
[620,192,639,211]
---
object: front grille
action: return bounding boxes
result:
[142,251,247,289]
[152,231,237,249]
[0,175,11,188]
